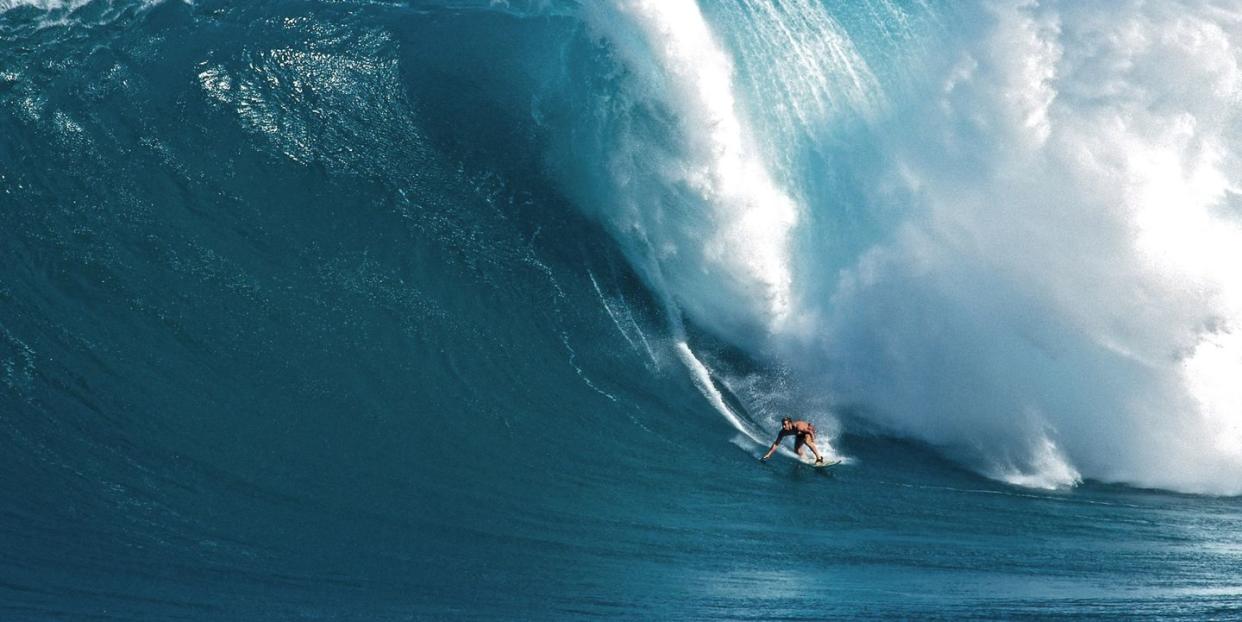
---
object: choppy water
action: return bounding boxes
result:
[3,0,1242,619]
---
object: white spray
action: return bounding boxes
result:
[577,0,1242,493]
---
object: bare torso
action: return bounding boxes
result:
[779,421,815,438]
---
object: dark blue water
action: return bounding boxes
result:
[3,1,1242,619]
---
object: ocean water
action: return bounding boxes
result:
[3,0,1242,619]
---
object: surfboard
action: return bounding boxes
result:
[804,459,841,468]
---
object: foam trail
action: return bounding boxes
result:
[674,336,827,461]
[588,270,658,367]
[673,341,763,445]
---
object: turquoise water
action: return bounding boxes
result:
[3,1,1242,619]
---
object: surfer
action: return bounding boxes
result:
[761,417,825,464]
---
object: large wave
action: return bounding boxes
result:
[534,0,1242,493]
[5,0,1241,498]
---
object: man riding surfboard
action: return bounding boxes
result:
[761,417,825,464]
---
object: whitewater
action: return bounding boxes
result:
[3,0,1242,619]
[570,0,1242,494]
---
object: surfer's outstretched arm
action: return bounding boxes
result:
[760,432,787,461]
[761,442,778,461]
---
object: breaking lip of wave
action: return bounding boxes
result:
[548,0,1242,495]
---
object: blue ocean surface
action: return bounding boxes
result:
[3,0,1242,619]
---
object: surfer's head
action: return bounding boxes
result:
[781,417,792,430]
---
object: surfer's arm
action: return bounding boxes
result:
[760,432,787,461]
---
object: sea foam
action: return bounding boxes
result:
[572,0,1242,493]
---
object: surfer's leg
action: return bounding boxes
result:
[807,437,823,462]
[794,436,806,458]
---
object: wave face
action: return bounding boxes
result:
[4,0,1242,618]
